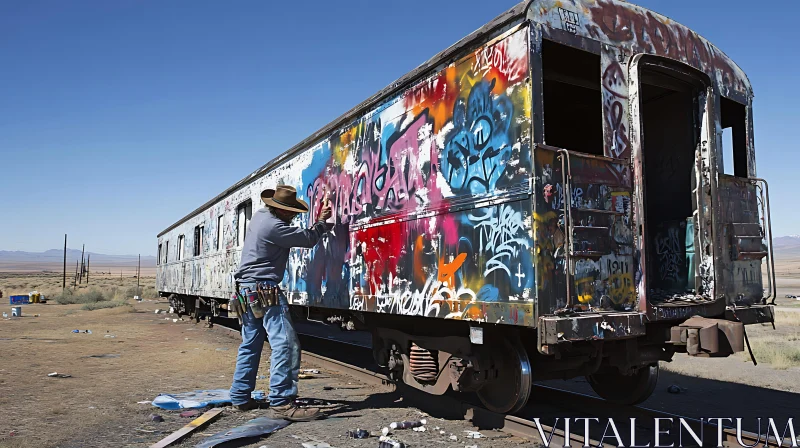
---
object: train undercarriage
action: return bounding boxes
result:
[163,293,772,414]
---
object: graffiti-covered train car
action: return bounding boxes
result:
[157,0,775,413]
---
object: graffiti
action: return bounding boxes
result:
[440,79,515,195]
[583,0,749,96]
[601,56,631,160]
[655,227,681,282]
[558,8,581,34]
[438,253,467,288]
[470,205,530,278]
[471,29,528,89]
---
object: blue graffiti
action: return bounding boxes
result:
[440,79,514,195]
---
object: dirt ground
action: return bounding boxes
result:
[0,295,520,448]
[1,268,799,447]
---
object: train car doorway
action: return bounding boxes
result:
[630,57,712,303]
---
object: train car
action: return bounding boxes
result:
[157,0,776,414]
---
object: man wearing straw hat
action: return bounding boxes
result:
[230,185,331,421]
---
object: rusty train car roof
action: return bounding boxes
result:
[158,0,751,237]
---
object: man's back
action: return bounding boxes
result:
[235,207,326,284]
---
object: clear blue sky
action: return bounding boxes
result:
[1,0,797,256]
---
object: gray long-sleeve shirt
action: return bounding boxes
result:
[234,207,327,284]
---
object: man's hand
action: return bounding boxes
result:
[318,193,332,222]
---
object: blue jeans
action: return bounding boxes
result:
[230,282,300,406]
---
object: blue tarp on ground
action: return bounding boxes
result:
[151,389,266,410]
[194,416,290,448]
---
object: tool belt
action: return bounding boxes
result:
[256,282,280,308]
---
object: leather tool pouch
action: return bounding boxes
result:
[256,283,280,307]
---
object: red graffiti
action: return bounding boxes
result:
[586,0,746,95]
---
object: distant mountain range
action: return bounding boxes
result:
[772,236,800,257]
[0,249,156,268]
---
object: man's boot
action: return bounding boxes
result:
[269,403,322,422]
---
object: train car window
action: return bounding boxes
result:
[541,40,602,156]
[720,96,748,177]
[177,235,185,261]
[157,244,162,265]
[237,200,253,246]
[193,225,204,257]
[216,215,223,250]
[164,241,168,264]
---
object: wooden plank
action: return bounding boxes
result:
[149,408,223,448]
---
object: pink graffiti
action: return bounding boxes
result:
[308,115,438,224]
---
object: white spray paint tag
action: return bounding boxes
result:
[469,326,484,345]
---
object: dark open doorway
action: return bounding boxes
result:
[639,63,707,299]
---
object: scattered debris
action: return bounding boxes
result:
[258,375,267,380]
[195,416,289,448]
[301,443,332,448]
[381,427,391,437]
[466,445,478,448]
[47,372,71,378]
[667,385,682,394]
[154,309,162,314]
[9,430,17,437]
[105,334,116,338]
[137,400,152,404]
[86,354,120,358]
[149,408,223,448]
[72,329,92,334]
[390,419,426,430]
[149,414,165,423]
[180,410,201,418]
[378,438,405,448]
[152,389,265,410]
[323,386,334,391]
[449,434,458,441]
[295,397,327,406]
[412,426,426,432]
[347,429,370,439]
[11,306,22,317]
[298,373,315,379]
[2,312,7,318]
[299,369,320,374]
[173,319,179,323]
[464,430,483,439]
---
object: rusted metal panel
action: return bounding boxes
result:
[716,175,765,305]
[533,145,635,314]
[158,26,537,327]
[668,316,744,356]
[538,311,646,346]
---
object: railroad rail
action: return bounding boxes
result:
[211,319,788,447]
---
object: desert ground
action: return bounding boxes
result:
[0,263,798,447]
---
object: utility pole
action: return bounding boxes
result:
[79,244,85,283]
[74,260,79,288]
[137,254,141,294]
[86,254,90,284]
[62,234,67,290]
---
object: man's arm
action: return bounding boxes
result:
[272,221,327,249]
[272,198,333,249]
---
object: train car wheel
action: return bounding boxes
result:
[476,337,532,414]
[586,364,659,405]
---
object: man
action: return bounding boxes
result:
[230,185,331,421]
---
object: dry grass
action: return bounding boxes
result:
[81,301,134,311]
[0,294,243,447]
[0,272,156,303]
